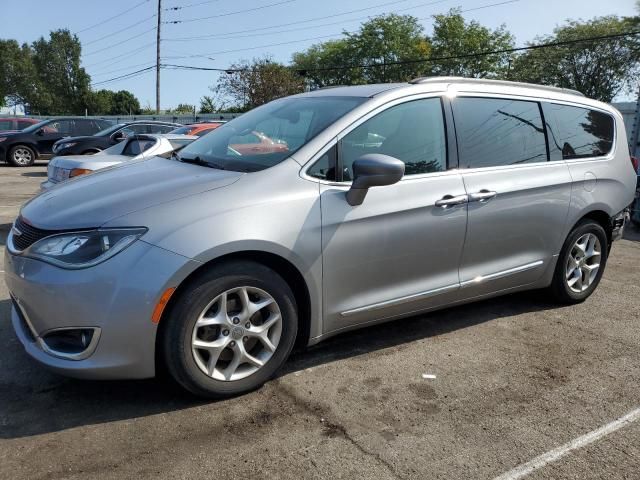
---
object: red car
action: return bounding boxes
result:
[170,122,225,137]
[0,117,41,133]
[230,131,289,155]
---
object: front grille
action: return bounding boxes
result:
[11,217,61,251]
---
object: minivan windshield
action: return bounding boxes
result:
[176,96,366,172]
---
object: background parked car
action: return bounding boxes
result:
[52,120,182,156]
[0,117,41,133]
[0,117,113,166]
[42,133,197,189]
[170,121,225,137]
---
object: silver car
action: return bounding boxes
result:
[42,134,197,189]
[4,78,636,398]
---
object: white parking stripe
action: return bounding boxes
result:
[494,407,640,480]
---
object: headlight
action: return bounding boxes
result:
[55,142,76,151]
[23,228,147,269]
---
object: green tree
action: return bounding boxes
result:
[86,89,114,115]
[216,56,305,109]
[428,9,515,78]
[110,90,141,115]
[30,29,91,114]
[511,16,640,101]
[292,14,430,88]
[0,39,38,109]
[169,103,196,114]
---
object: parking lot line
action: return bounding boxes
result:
[494,407,640,480]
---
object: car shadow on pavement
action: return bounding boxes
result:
[623,223,640,242]
[0,290,561,439]
[20,171,47,178]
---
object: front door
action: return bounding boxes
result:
[319,96,468,334]
[37,119,76,157]
[451,96,572,297]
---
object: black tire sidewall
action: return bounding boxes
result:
[553,220,608,303]
[9,145,36,167]
[163,261,298,398]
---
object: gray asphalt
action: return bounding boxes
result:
[1,163,639,479]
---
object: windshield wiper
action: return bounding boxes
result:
[180,155,227,170]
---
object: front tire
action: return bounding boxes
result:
[8,145,36,166]
[161,261,298,398]
[550,219,608,304]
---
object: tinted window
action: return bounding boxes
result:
[49,120,74,135]
[122,138,156,156]
[308,145,337,181]
[75,120,97,135]
[340,98,446,181]
[170,126,192,135]
[542,103,614,160]
[156,125,175,134]
[0,120,13,130]
[453,97,547,168]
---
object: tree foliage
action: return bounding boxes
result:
[428,9,515,78]
[216,56,305,110]
[511,16,640,102]
[292,14,430,88]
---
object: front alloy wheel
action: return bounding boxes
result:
[162,261,297,398]
[191,286,282,381]
[10,146,35,166]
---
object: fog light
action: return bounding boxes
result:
[40,327,101,360]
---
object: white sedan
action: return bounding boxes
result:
[42,133,197,190]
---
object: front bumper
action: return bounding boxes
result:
[4,239,198,379]
[611,209,629,242]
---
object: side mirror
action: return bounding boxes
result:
[36,128,45,136]
[112,131,126,141]
[346,154,405,206]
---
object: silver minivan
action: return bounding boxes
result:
[4,78,636,397]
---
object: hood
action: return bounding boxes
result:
[22,157,244,229]
[0,131,21,138]
[51,154,130,170]
[53,135,98,145]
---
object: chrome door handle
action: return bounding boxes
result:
[435,194,468,208]
[468,190,497,202]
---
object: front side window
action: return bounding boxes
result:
[542,103,614,160]
[49,120,75,135]
[340,98,447,181]
[453,97,547,168]
[176,96,366,172]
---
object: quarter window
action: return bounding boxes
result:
[542,103,614,160]
[453,97,547,168]
[340,98,447,181]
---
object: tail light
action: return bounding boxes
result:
[631,156,639,173]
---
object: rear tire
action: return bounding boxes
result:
[550,219,608,304]
[8,145,36,167]
[161,261,298,398]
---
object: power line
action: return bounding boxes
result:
[84,42,157,69]
[83,14,156,47]
[164,30,640,74]
[163,0,420,39]
[164,0,297,24]
[76,0,152,34]
[83,27,157,57]
[165,0,221,10]
[91,65,157,87]
[91,61,157,78]
[163,0,517,44]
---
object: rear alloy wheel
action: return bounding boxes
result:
[8,145,36,167]
[162,261,297,398]
[550,219,608,304]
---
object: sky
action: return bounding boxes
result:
[1,0,637,110]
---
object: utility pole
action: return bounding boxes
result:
[156,0,161,114]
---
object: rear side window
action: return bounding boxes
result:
[453,97,547,168]
[122,138,156,156]
[542,103,614,160]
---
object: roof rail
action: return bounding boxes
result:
[408,76,585,97]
